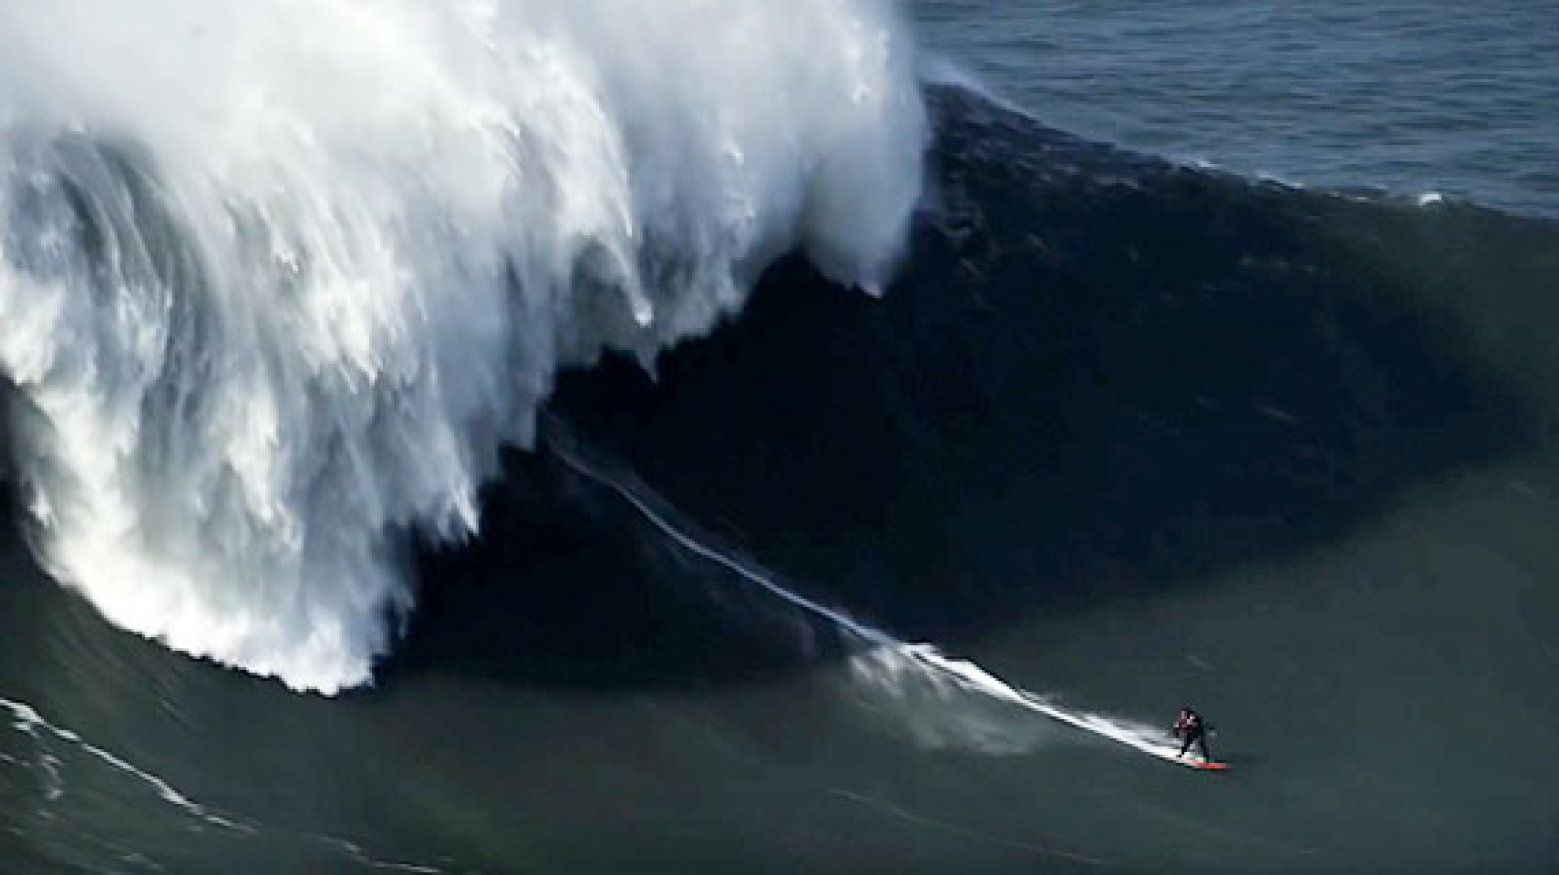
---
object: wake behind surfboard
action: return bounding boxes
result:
[548,421,1233,776]
[1161,736,1230,771]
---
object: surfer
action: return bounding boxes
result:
[1172,707,1211,760]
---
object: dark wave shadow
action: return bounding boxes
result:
[395,84,1548,690]
[388,443,854,690]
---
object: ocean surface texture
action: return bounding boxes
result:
[3,2,1557,872]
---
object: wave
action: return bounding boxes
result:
[544,414,1215,767]
[0,0,927,693]
[542,83,1550,680]
[5,0,1554,703]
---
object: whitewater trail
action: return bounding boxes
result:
[0,695,449,871]
[540,416,1200,768]
[0,695,252,832]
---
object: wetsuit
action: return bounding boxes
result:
[1174,710,1211,760]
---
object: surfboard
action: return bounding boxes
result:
[1183,757,1229,772]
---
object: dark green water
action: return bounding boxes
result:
[5,5,1559,872]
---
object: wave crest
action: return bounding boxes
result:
[0,0,927,692]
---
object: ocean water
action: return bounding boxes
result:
[3,2,1559,873]
[915,0,1559,218]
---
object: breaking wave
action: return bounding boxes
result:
[0,0,927,692]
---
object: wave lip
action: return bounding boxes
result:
[0,0,927,693]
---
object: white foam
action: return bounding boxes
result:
[0,0,927,692]
[1,695,252,831]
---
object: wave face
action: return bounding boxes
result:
[545,84,1551,673]
[0,0,927,693]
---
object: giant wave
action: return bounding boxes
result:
[0,0,927,693]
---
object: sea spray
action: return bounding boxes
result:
[0,0,927,692]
